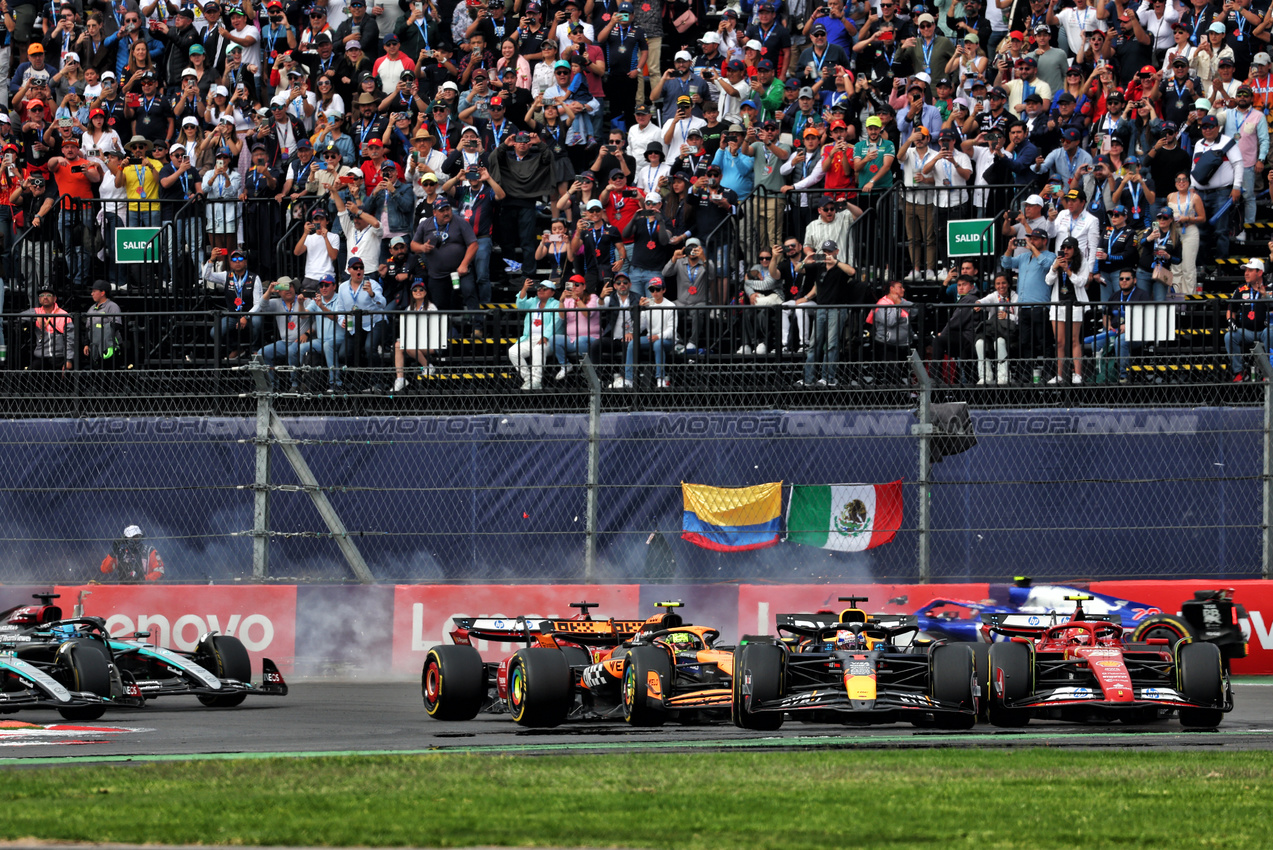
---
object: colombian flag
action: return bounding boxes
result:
[681,482,783,552]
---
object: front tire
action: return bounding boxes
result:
[1178,641,1226,728]
[987,641,1032,728]
[622,645,671,727]
[731,643,785,731]
[422,644,486,721]
[506,648,573,728]
[55,639,111,721]
[196,635,252,707]
[930,644,977,729]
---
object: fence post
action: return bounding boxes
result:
[1257,344,1273,580]
[250,356,271,579]
[581,353,601,582]
[909,351,932,584]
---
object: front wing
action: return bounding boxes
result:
[1002,684,1234,713]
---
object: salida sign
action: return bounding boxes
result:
[946,218,994,257]
[56,584,298,673]
[114,227,161,264]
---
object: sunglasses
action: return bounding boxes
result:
[348,264,364,270]
[324,153,340,158]
[1119,275,1134,281]
[759,255,772,261]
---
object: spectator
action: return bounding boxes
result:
[83,280,123,369]
[799,239,861,388]
[98,525,165,583]
[929,275,981,385]
[44,134,101,291]
[749,119,789,249]
[1165,171,1206,295]
[737,262,783,356]
[570,197,625,289]
[599,271,640,385]
[661,237,713,352]
[553,274,601,379]
[11,170,58,289]
[869,279,915,385]
[622,191,673,297]
[392,278,440,393]
[802,193,860,266]
[203,246,264,359]
[1086,268,1151,383]
[1225,260,1270,382]
[509,277,560,390]
[1046,236,1090,384]
[770,236,815,352]
[338,257,390,382]
[1095,205,1138,301]
[488,130,555,277]
[1191,113,1243,260]
[302,275,354,391]
[411,195,477,313]
[628,275,676,387]
[1052,187,1101,283]
[974,273,1018,386]
[898,126,938,281]
[201,149,242,256]
[293,207,341,291]
[1219,84,1267,245]
[332,175,386,272]
[253,276,313,390]
[117,134,164,226]
[1136,209,1183,301]
[19,286,75,371]
[1001,227,1057,384]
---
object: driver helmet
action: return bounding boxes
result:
[123,525,144,539]
[834,629,863,650]
[51,624,82,642]
[659,631,698,654]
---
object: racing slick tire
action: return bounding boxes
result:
[1130,615,1196,648]
[731,643,785,731]
[422,644,486,721]
[196,635,252,707]
[622,645,671,727]
[987,641,1032,728]
[1177,641,1226,728]
[507,647,573,728]
[55,639,111,721]
[930,644,977,729]
[559,646,592,669]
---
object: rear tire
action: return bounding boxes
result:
[55,640,111,721]
[731,643,785,731]
[987,641,1032,728]
[506,648,572,728]
[1130,614,1195,647]
[622,645,671,727]
[1178,641,1226,728]
[930,644,977,729]
[196,636,252,707]
[422,644,486,721]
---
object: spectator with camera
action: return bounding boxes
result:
[11,169,58,287]
[44,135,100,292]
[621,191,673,298]
[302,274,354,392]
[553,273,601,380]
[338,257,390,381]
[253,276,313,390]
[203,246,264,360]
[508,277,559,391]
[570,198,625,290]
[660,236,711,352]
[294,207,342,291]
[973,272,1018,386]
[412,195,478,312]
[1000,226,1056,385]
[799,240,864,389]
[770,237,815,352]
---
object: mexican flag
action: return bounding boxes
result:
[786,482,904,552]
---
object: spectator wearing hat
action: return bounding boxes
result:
[1224,259,1271,382]
[551,273,600,379]
[157,138,206,271]
[251,276,313,389]
[1032,125,1093,189]
[854,114,896,203]
[115,134,165,227]
[712,122,755,201]
[1000,225,1056,383]
[1191,111,1243,259]
[300,273,353,391]
[1107,153,1157,231]
[11,169,58,292]
[748,120,789,247]
[744,3,791,78]
[802,191,860,268]
[19,286,76,371]
[443,163,504,308]
[373,31,416,93]
[896,77,943,139]
[1094,204,1138,301]
[1051,186,1101,280]
[626,105,662,158]
[1003,55,1053,114]
[633,141,670,201]
[651,49,706,124]
[795,23,850,90]
[891,13,954,80]
[337,256,390,381]
[1247,52,1273,110]
[259,3,300,90]
[930,271,982,384]
[361,153,413,250]
[293,206,341,291]
[11,42,52,106]
[779,125,826,235]
[334,43,375,107]
[82,280,123,369]
[1217,84,1267,241]
[1135,207,1183,300]
[411,195,478,313]
[627,275,676,387]
[202,245,264,359]
[660,237,712,350]
[897,125,939,280]
[570,196,625,288]
[660,93,707,161]
[798,240,864,388]
[1193,22,1235,91]
[747,57,785,122]
[332,0,377,61]
[489,129,557,277]
[621,190,673,296]
[509,277,560,390]
[330,182,385,274]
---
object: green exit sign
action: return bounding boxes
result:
[946,218,994,258]
[114,227,161,264]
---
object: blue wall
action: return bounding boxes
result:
[2,409,1260,583]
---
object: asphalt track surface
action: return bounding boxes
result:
[2,680,1271,765]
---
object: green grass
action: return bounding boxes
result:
[3,749,1272,849]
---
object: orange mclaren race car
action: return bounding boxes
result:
[421,601,736,728]
[731,597,979,731]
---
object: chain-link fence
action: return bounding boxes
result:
[0,334,1267,585]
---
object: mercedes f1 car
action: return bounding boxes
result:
[422,601,736,728]
[1,594,287,708]
[1,599,143,720]
[731,597,979,731]
[982,594,1232,728]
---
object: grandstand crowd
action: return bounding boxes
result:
[2,0,1273,388]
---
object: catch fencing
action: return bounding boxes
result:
[0,312,1266,586]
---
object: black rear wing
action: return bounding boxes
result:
[776,612,920,642]
[452,615,647,645]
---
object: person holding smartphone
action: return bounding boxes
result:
[44,135,101,291]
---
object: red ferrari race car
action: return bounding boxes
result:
[983,595,1233,728]
[421,601,736,728]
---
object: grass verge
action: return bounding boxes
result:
[3,749,1272,849]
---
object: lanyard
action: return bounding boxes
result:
[1127,180,1141,211]
[133,163,148,198]
[230,271,247,310]
[141,96,157,115]
[416,20,430,52]
[646,167,659,194]
[360,122,376,144]
[295,159,312,184]
[1107,226,1122,256]
[687,263,700,289]
[921,37,935,73]
[439,119,450,154]
[810,47,827,76]
[1175,188,1192,217]
[491,119,508,146]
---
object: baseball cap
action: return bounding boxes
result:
[27,43,43,54]
[1030,228,1049,239]
[757,59,775,71]
[1200,115,1219,128]
[1255,52,1272,66]
[1110,204,1128,215]
[585,199,604,210]
[916,13,935,24]
[1024,194,1045,206]
[1061,127,1081,142]
[1244,259,1266,271]
[644,192,662,204]
[798,86,814,99]
[674,50,692,62]
[1209,21,1227,35]
[864,115,883,128]
[821,240,838,252]
[1063,188,1084,201]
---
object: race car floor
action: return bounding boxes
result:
[2,680,1272,764]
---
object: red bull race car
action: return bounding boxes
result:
[983,594,1232,728]
[731,597,979,731]
[422,601,736,728]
